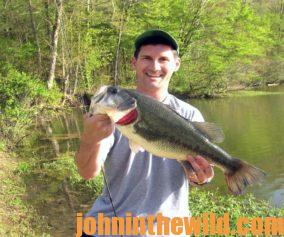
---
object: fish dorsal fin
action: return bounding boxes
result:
[192,121,224,143]
[164,104,224,143]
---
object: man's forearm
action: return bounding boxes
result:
[76,113,114,180]
[75,139,102,180]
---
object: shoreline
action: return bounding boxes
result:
[171,82,284,100]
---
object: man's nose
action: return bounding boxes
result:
[150,60,161,71]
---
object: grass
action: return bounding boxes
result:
[0,151,50,236]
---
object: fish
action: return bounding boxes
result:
[89,85,266,195]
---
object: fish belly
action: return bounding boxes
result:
[118,125,195,160]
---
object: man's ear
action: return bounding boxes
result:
[174,57,181,72]
[131,57,137,70]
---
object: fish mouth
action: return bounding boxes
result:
[92,92,105,104]
[117,98,137,111]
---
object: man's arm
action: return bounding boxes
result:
[75,114,114,180]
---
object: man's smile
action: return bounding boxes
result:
[145,72,163,79]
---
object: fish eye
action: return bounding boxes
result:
[108,87,118,94]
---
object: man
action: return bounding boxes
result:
[76,30,214,236]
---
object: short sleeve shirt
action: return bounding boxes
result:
[86,93,204,236]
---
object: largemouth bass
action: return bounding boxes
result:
[89,86,266,195]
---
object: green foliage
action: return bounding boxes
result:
[0,142,5,152]
[17,161,31,174]
[0,65,60,112]
[189,188,283,236]
[0,65,61,145]
[83,27,116,89]
[0,0,282,95]
[169,0,273,96]
[189,187,283,218]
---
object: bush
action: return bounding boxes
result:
[0,65,62,146]
[188,187,283,236]
[0,64,60,112]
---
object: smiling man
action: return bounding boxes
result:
[76,30,214,236]
[133,44,180,100]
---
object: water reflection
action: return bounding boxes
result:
[36,109,83,158]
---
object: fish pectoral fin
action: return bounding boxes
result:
[192,121,225,143]
[128,140,145,153]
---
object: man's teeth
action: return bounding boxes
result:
[146,73,161,77]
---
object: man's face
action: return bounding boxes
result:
[131,44,180,94]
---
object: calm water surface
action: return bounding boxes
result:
[189,85,284,207]
[42,85,284,208]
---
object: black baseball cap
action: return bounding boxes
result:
[134,29,179,55]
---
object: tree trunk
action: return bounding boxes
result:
[44,0,52,43]
[72,64,79,96]
[86,0,90,28]
[3,0,8,8]
[61,34,70,103]
[111,0,116,21]
[47,0,63,90]
[28,0,42,70]
[113,1,126,85]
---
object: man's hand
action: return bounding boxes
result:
[81,113,114,145]
[186,155,214,185]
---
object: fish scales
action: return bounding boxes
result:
[125,89,236,169]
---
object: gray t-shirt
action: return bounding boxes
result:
[86,93,204,236]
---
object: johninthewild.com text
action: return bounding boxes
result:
[76,212,283,236]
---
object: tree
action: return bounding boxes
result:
[47,0,63,89]
[28,0,42,70]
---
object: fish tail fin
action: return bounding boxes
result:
[225,158,266,195]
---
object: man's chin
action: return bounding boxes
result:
[146,82,160,90]
[146,77,162,86]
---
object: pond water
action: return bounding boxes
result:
[41,85,284,208]
[190,85,284,208]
